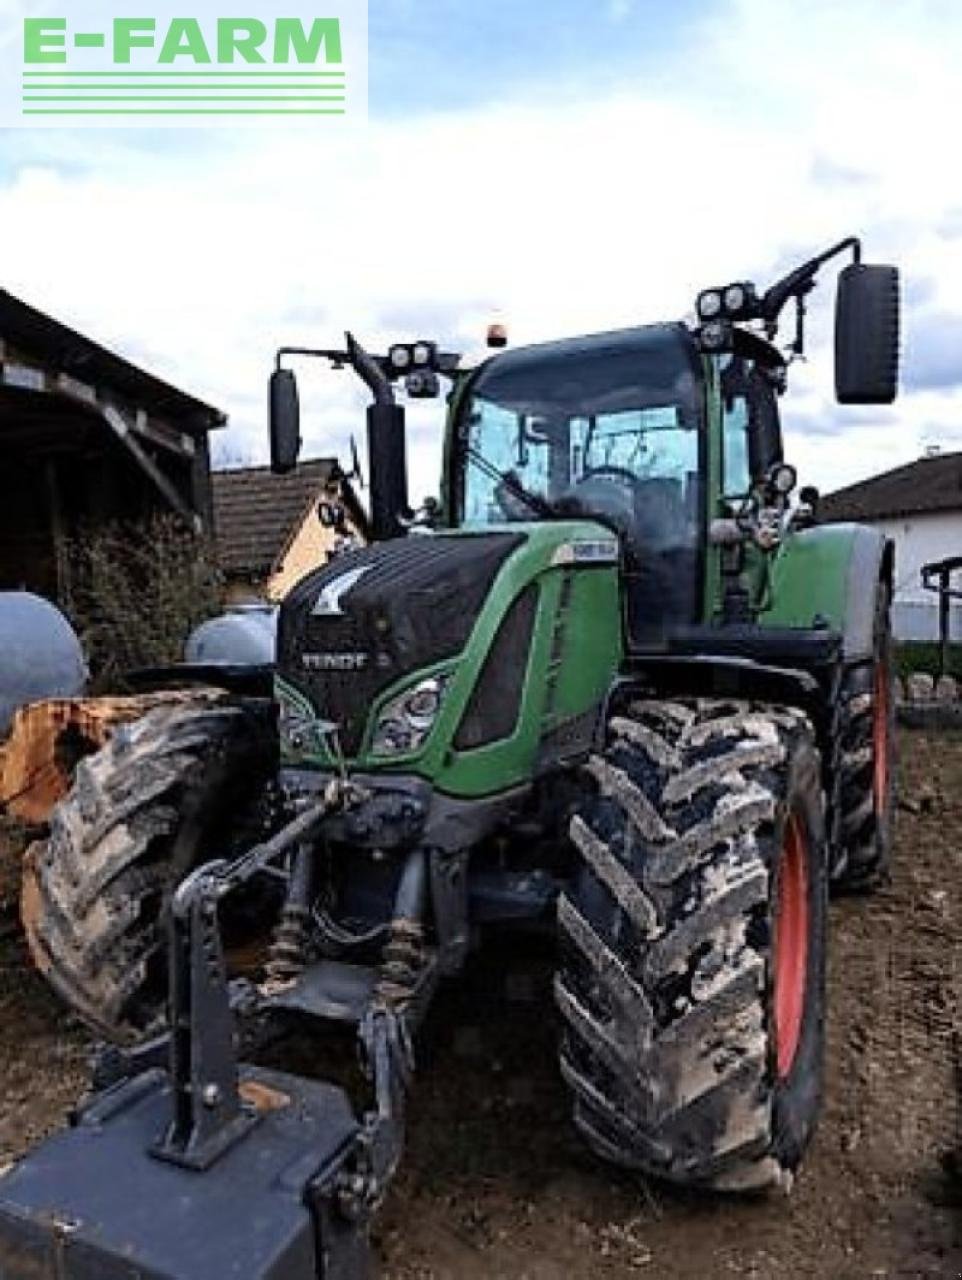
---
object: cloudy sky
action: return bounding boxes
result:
[1,0,960,502]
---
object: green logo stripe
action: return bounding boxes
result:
[23,94,346,101]
[22,108,347,114]
[23,71,345,78]
[20,80,342,87]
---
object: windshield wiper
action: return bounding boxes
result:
[465,445,559,519]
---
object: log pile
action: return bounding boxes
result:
[0,690,223,826]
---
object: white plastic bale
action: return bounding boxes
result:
[184,602,278,667]
[0,593,88,735]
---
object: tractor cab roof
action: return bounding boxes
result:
[477,321,694,379]
[471,322,702,421]
[474,319,786,392]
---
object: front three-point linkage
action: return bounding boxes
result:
[0,781,427,1279]
[95,776,435,1229]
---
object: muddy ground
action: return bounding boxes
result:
[1,730,960,1278]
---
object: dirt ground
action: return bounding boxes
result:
[1,730,960,1278]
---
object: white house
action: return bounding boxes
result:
[820,451,962,642]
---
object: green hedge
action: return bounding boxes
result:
[893,641,962,681]
[63,515,223,693]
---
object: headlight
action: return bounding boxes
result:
[371,674,450,757]
[389,344,412,370]
[697,289,722,320]
[724,284,746,314]
[277,687,336,757]
[412,342,434,367]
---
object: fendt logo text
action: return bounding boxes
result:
[2,1,367,128]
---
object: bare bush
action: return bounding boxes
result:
[63,516,223,691]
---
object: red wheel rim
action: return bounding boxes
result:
[774,813,809,1080]
[873,661,889,812]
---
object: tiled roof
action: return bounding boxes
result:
[820,452,962,522]
[212,459,363,576]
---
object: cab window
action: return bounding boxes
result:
[717,355,781,495]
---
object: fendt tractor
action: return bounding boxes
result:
[0,238,899,1279]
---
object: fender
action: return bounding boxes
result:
[614,656,822,715]
[761,523,894,663]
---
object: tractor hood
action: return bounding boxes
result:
[278,531,526,756]
[275,523,623,796]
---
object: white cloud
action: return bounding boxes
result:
[1,0,961,505]
[607,0,634,23]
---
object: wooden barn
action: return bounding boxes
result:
[0,289,225,602]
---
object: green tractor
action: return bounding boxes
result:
[1,238,898,1278]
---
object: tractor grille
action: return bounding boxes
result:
[278,533,524,755]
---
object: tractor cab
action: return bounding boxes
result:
[445,320,800,650]
[447,323,708,647]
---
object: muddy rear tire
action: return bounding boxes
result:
[830,586,894,892]
[21,697,275,1043]
[556,698,827,1192]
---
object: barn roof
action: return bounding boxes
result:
[212,459,367,578]
[0,289,225,430]
[820,451,962,523]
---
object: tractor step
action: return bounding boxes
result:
[266,960,378,1024]
[0,1065,366,1280]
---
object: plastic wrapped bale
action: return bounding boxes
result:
[185,602,278,667]
[0,593,87,736]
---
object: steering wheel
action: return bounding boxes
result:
[578,464,640,488]
[555,467,640,543]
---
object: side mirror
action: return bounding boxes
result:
[835,264,900,404]
[269,368,301,474]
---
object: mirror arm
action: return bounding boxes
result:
[275,345,348,371]
[789,289,810,359]
[274,339,395,407]
[760,236,862,330]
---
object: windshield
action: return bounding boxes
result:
[452,324,705,645]
[455,325,703,538]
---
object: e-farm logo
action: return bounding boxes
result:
[3,1,367,127]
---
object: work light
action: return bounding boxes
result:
[723,281,759,319]
[698,320,733,351]
[406,370,440,398]
[768,462,798,496]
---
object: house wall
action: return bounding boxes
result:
[869,512,962,641]
[265,509,363,602]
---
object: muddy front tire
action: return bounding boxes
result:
[556,699,828,1192]
[21,697,275,1043]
